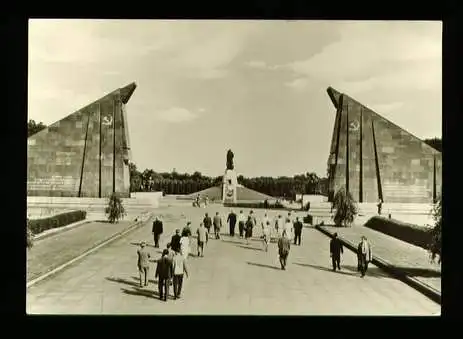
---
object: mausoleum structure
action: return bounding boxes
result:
[326,87,442,204]
[27,83,136,198]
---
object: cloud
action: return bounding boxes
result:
[245,60,268,69]
[281,21,441,93]
[198,108,206,112]
[156,107,198,123]
[284,78,311,91]
[369,102,405,114]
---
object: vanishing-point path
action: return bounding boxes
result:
[27,205,440,315]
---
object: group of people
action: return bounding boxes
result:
[139,210,375,302]
[193,194,209,208]
[136,217,194,301]
[329,232,373,277]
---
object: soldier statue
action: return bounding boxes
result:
[226,149,234,170]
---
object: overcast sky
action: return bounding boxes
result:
[28,20,441,178]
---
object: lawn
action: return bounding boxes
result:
[27,220,137,282]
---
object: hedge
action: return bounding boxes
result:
[223,201,286,210]
[28,210,87,235]
[364,216,433,250]
[303,215,313,225]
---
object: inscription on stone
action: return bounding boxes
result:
[27,176,78,191]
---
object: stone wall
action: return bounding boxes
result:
[27,83,136,198]
[326,87,441,203]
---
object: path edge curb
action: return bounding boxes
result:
[314,225,441,305]
[27,214,154,289]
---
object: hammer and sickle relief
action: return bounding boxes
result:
[349,120,360,131]
[102,115,113,126]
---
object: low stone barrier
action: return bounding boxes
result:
[315,224,441,305]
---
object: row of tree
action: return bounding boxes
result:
[129,163,327,198]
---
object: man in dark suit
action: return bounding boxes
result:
[227,210,237,237]
[155,249,173,301]
[170,229,182,253]
[293,217,303,246]
[203,213,213,235]
[152,216,163,248]
[330,233,343,271]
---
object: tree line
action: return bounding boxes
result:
[129,163,327,198]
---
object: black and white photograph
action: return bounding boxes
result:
[26,19,442,315]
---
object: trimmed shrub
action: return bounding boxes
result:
[26,220,33,249]
[105,192,126,223]
[364,216,433,250]
[428,196,441,263]
[332,187,358,227]
[28,210,87,235]
[303,215,313,225]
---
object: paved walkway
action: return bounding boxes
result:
[27,206,440,315]
[319,225,441,293]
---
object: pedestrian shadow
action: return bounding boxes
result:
[121,287,160,299]
[247,261,281,271]
[237,245,264,252]
[129,242,157,249]
[131,276,158,284]
[294,263,356,276]
[106,276,142,287]
[342,265,391,278]
[221,239,243,245]
[395,267,441,278]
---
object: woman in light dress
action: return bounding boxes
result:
[283,217,293,240]
[262,220,271,252]
[180,234,190,260]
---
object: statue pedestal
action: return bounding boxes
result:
[222,169,237,203]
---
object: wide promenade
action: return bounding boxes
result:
[27,202,440,315]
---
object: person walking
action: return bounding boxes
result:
[249,210,257,227]
[261,213,270,239]
[172,251,189,300]
[283,217,293,240]
[203,213,213,235]
[152,216,163,248]
[262,220,271,252]
[245,215,255,245]
[196,222,207,257]
[182,221,192,238]
[377,198,383,215]
[293,216,303,246]
[155,249,173,301]
[277,230,291,270]
[137,241,151,287]
[180,233,190,260]
[166,243,175,261]
[238,210,246,238]
[227,209,237,237]
[171,229,182,253]
[357,236,373,278]
[329,233,344,271]
[213,212,222,239]
[275,214,284,239]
